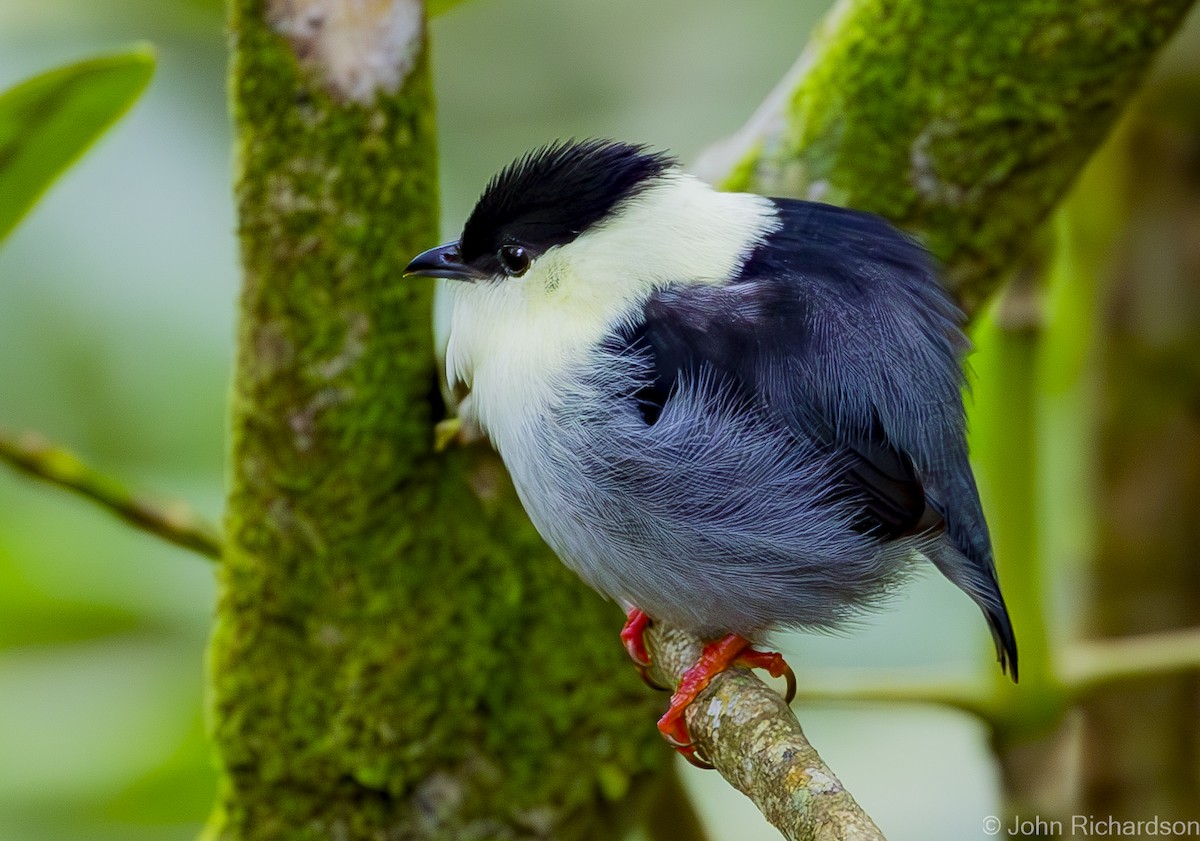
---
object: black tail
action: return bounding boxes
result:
[927,536,1019,682]
[983,592,1018,682]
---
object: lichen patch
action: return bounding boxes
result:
[268,0,424,103]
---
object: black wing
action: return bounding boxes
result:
[631,278,927,539]
[628,199,1018,678]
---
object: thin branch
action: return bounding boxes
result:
[637,624,1200,840]
[789,670,1001,722]
[645,623,886,841]
[0,428,222,560]
[784,629,1200,723]
[1063,627,1200,697]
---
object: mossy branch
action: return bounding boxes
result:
[695,0,1197,315]
[0,427,222,559]
[209,0,1198,836]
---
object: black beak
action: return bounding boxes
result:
[403,242,485,281]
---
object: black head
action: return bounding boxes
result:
[405,140,675,281]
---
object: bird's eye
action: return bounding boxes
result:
[497,244,531,277]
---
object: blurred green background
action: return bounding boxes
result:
[2,2,1199,840]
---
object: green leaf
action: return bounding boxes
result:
[0,46,155,244]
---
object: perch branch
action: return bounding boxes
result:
[0,428,222,560]
[645,623,886,841]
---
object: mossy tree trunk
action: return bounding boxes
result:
[207,2,659,839]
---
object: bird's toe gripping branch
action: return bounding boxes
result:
[620,609,797,769]
[736,646,798,705]
[621,607,669,690]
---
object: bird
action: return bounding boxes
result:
[405,139,1017,765]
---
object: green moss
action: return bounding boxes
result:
[731,0,1194,314]
[208,2,661,839]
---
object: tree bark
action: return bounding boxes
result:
[208,2,660,838]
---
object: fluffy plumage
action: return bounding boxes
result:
[415,140,1018,680]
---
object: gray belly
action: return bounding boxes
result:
[492,361,920,639]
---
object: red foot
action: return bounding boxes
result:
[620,607,653,667]
[656,635,796,769]
[657,634,749,747]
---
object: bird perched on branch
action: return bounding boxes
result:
[406,139,1017,765]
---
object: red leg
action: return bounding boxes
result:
[620,607,653,667]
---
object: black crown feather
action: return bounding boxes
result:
[459,140,676,268]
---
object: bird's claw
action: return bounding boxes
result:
[675,743,716,770]
[736,646,798,704]
[657,705,714,769]
[635,665,669,692]
[652,634,748,770]
[621,608,670,691]
[657,710,691,748]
